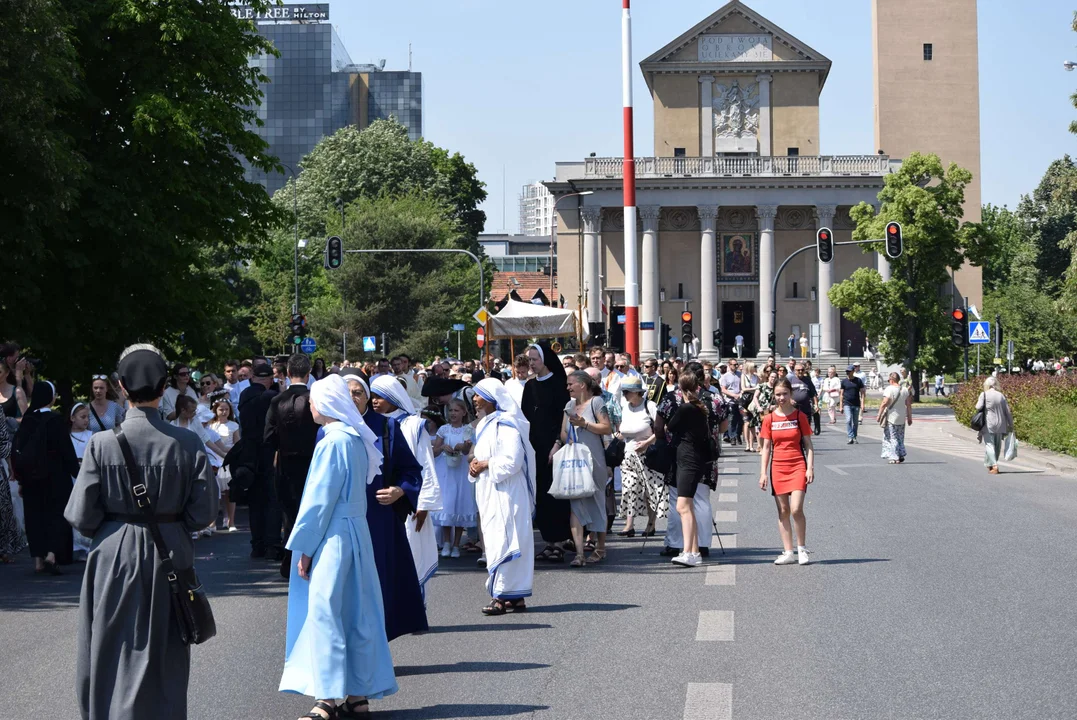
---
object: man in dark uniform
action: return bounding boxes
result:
[239,364,280,559]
[265,354,318,575]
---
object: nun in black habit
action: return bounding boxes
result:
[520,341,571,561]
[14,380,79,572]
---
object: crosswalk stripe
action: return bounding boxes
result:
[717,493,738,503]
[705,564,736,586]
[715,510,737,523]
[712,533,736,549]
[696,610,735,641]
[684,683,733,720]
[720,478,739,487]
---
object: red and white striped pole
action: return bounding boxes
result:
[621,0,640,364]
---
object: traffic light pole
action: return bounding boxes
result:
[964,295,970,381]
[771,239,888,359]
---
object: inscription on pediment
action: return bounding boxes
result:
[698,34,773,63]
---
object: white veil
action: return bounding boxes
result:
[310,374,383,485]
[474,378,537,492]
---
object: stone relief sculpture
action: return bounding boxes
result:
[712,81,759,153]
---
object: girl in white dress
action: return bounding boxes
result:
[69,404,95,557]
[432,399,476,557]
[210,399,240,531]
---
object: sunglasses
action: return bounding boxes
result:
[177,371,190,377]
[200,380,213,387]
[92,374,107,381]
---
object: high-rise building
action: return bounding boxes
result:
[519,182,554,237]
[235,4,423,197]
[872,0,981,309]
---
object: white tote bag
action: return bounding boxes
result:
[1002,432,1019,461]
[549,428,597,500]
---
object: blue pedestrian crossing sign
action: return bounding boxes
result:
[362,336,377,352]
[969,321,991,344]
[300,337,317,354]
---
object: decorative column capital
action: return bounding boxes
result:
[699,75,715,84]
[696,205,720,231]
[581,206,603,233]
[756,73,773,84]
[638,205,662,230]
[756,204,778,231]
[815,204,837,226]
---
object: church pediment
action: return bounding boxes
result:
[641,0,831,76]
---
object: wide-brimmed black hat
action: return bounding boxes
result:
[421,376,470,398]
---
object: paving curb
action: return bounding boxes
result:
[946,421,1077,477]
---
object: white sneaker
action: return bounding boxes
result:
[798,548,812,565]
[227,526,238,533]
[200,527,214,537]
[450,547,461,559]
[477,555,487,568]
[441,544,452,558]
[774,550,797,565]
[672,552,702,567]
[191,532,200,541]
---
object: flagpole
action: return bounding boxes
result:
[621,0,639,364]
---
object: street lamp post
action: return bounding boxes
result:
[550,191,594,301]
[278,163,300,319]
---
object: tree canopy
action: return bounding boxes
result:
[0,0,282,378]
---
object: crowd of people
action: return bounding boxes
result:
[0,338,966,718]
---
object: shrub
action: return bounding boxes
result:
[951,373,1077,457]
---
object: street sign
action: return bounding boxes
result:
[300,337,317,354]
[617,314,626,325]
[969,321,991,344]
[476,327,485,349]
[640,321,655,330]
[472,307,489,326]
[362,336,376,352]
[451,323,466,332]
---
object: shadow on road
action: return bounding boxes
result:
[394,661,550,677]
[425,623,553,634]
[376,703,549,719]
[523,602,639,614]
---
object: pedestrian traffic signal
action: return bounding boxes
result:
[680,311,694,350]
[950,307,969,347]
[885,222,903,259]
[325,235,343,270]
[768,331,775,350]
[713,328,722,349]
[289,313,306,337]
[816,227,834,264]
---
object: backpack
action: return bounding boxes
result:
[13,418,50,486]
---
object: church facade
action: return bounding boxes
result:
[547,0,979,360]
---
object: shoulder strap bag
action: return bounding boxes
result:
[88,403,107,432]
[113,427,216,646]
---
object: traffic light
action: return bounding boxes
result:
[950,307,969,347]
[885,221,903,259]
[289,313,306,346]
[768,331,775,350]
[336,340,345,354]
[816,227,834,264]
[325,235,343,270]
[712,328,722,349]
[680,311,694,350]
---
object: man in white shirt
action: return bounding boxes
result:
[718,359,743,445]
[370,357,392,381]
[853,362,867,384]
[734,334,744,358]
[392,354,424,405]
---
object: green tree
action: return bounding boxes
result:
[1015,155,1077,289]
[0,0,283,379]
[830,153,986,395]
[983,283,1077,365]
[979,204,1036,292]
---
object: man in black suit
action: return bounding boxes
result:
[265,354,319,575]
[238,363,280,559]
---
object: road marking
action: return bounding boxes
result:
[717,493,738,503]
[696,610,735,641]
[684,683,733,720]
[712,533,736,549]
[720,478,739,487]
[824,463,879,476]
[705,564,736,586]
[715,510,737,523]
[719,467,741,474]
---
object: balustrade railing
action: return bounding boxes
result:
[584,155,891,179]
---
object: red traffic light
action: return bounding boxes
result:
[681,311,693,323]
[952,308,965,321]
[887,223,899,235]
[818,230,830,241]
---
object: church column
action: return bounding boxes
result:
[639,206,661,358]
[816,204,838,356]
[699,75,715,157]
[582,206,603,324]
[697,205,720,360]
[756,74,772,156]
[756,204,778,358]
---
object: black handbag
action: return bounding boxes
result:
[643,438,674,473]
[604,437,626,468]
[970,407,986,432]
[113,427,216,646]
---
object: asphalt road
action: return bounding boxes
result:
[2,414,1076,720]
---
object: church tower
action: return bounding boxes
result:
[872,0,982,308]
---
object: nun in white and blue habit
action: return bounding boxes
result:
[280,374,398,719]
[469,378,536,616]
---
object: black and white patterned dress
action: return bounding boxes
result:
[0,407,27,556]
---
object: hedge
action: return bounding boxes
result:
[951,374,1077,457]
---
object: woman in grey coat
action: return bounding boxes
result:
[65,345,217,720]
[975,376,1014,475]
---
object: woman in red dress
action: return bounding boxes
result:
[758,378,815,565]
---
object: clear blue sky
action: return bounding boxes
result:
[325,0,1077,232]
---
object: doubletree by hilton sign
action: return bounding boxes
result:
[230,4,329,22]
